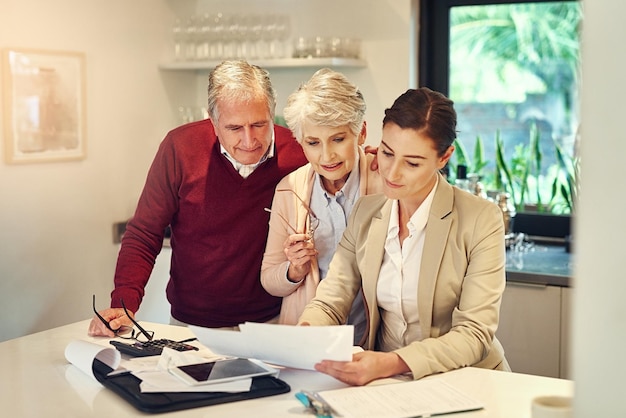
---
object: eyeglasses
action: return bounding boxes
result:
[92,294,154,342]
[265,188,320,238]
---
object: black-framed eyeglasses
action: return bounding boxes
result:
[92,294,154,342]
[265,188,320,238]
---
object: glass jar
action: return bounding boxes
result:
[496,192,516,235]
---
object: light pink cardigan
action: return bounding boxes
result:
[260,148,383,325]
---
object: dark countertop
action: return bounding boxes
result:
[113,222,573,287]
[506,244,573,287]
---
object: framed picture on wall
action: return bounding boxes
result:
[2,48,86,164]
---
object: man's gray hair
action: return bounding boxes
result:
[207,60,277,123]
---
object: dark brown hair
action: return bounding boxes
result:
[383,87,457,156]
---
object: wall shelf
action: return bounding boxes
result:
[158,57,367,71]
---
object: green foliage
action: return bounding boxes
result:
[452,137,488,179]
[274,115,287,127]
[550,140,579,213]
[450,3,582,101]
[455,124,578,214]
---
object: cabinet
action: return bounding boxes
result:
[560,287,572,379]
[138,248,172,325]
[497,282,565,378]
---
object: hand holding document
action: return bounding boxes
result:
[188,322,354,370]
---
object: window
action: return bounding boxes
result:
[419,0,581,215]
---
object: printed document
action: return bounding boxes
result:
[188,322,353,370]
[316,379,484,418]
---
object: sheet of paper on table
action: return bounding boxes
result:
[64,340,253,393]
[316,379,484,418]
[188,322,354,370]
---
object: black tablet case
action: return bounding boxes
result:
[92,359,291,413]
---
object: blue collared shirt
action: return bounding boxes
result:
[310,156,361,280]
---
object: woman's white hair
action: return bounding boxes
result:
[283,68,366,143]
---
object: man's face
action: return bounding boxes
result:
[212,96,274,165]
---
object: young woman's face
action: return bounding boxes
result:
[378,122,452,203]
[300,121,365,190]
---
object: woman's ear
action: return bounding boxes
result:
[358,121,367,146]
[439,145,455,168]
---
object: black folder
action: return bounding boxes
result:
[92,359,291,413]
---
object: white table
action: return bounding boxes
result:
[0,320,573,417]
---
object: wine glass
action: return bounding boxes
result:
[172,18,185,61]
[208,12,225,60]
[272,14,292,58]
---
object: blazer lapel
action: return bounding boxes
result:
[417,176,454,338]
[361,199,392,348]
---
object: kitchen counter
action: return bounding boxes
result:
[113,222,573,287]
[506,244,572,287]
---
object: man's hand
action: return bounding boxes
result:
[87,308,133,337]
[314,351,409,386]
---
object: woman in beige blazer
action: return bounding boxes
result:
[299,87,510,385]
[261,69,381,344]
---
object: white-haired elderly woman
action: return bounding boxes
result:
[261,68,382,345]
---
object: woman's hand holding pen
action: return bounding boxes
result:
[284,233,318,283]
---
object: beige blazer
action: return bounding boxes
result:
[261,147,382,325]
[299,174,509,380]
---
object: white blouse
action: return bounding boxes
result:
[376,179,438,351]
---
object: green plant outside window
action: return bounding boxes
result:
[444,1,581,215]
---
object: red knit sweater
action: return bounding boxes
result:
[112,119,307,327]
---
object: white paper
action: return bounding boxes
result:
[64,358,106,408]
[188,323,353,370]
[64,339,250,394]
[64,339,121,380]
[157,346,226,370]
[317,379,484,418]
[138,370,252,393]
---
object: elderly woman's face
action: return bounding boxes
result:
[300,121,364,192]
[212,96,273,165]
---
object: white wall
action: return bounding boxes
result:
[573,0,626,415]
[0,0,410,342]
[0,0,180,341]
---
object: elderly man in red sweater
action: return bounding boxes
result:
[88,60,307,336]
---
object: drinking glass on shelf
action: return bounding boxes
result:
[256,16,271,60]
[172,18,186,61]
[293,37,311,58]
[235,13,253,59]
[272,14,292,58]
[196,13,213,61]
[183,15,200,60]
[208,12,226,60]
[222,15,240,59]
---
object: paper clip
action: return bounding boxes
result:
[295,390,339,418]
